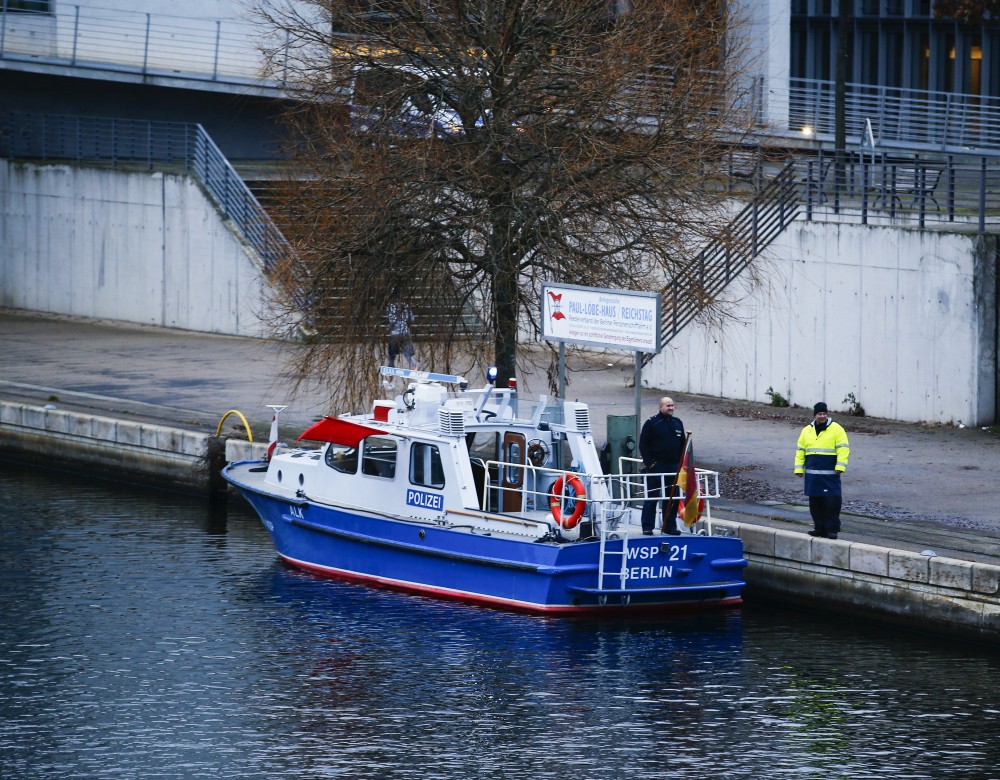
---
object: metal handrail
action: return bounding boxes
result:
[653,149,1000,348]
[659,159,801,345]
[0,111,290,272]
[788,78,1000,156]
[0,3,284,91]
[482,459,717,520]
[792,150,1000,233]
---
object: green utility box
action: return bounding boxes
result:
[605,414,638,475]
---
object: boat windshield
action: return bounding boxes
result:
[455,388,567,427]
[324,443,359,474]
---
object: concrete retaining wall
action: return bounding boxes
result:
[646,221,998,425]
[713,518,1000,645]
[0,160,269,337]
[0,399,271,493]
[5,158,995,424]
[0,400,216,491]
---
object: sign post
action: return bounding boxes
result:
[540,282,662,447]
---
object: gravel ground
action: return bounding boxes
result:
[708,404,997,530]
[716,466,977,526]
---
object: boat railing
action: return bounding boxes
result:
[480,459,719,536]
[616,457,720,500]
[616,456,720,534]
[479,460,598,526]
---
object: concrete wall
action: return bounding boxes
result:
[0,160,270,337]
[732,0,789,131]
[646,220,998,425]
[0,400,267,494]
[0,399,215,492]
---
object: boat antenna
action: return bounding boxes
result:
[379,366,466,385]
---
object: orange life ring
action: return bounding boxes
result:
[549,474,587,529]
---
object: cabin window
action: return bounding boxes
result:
[409,442,445,489]
[325,443,359,474]
[362,436,397,478]
[503,439,522,485]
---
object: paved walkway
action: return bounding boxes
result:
[3,308,1000,563]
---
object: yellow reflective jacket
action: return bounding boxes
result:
[794,420,850,497]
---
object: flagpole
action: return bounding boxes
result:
[266,404,287,461]
[634,351,641,456]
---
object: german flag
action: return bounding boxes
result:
[675,437,702,528]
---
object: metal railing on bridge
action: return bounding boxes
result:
[0,2,285,91]
[789,78,1000,155]
[9,5,1000,158]
[0,111,290,271]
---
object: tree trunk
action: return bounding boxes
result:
[492,261,519,387]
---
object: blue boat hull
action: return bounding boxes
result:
[233,484,747,615]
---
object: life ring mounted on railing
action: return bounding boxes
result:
[549,473,587,529]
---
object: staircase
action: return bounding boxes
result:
[242,176,486,339]
[658,160,801,348]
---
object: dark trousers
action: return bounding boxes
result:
[809,496,842,535]
[640,465,679,533]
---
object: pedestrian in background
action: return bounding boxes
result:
[639,396,686,535]
[386,301,416,370]
[794,401,851,539]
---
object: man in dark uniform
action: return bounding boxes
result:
[639,397,686,535]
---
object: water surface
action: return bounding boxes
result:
[1,465,998,779]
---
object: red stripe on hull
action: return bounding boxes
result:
[279,554,742,616]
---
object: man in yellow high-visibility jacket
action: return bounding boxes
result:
[794,402,850,539]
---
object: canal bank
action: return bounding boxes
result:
[2,395,999,644]
[3,309,1000,644]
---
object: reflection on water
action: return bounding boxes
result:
[1,464,999,779]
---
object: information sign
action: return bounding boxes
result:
[540,282,661,354]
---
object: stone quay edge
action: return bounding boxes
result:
[711,519,1000,646]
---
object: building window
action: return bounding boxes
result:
[791,1,1000,97]
[2,1,52,12]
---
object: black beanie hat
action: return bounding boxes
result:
[813,402,828,414]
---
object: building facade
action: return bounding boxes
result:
[791,0,1000,97]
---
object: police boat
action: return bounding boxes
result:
[222,367,747,614]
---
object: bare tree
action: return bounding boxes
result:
[254,0,757,409]
[932,0,1000,23]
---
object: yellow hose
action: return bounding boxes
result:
[215,409,253,442]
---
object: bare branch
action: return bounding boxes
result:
[255,0,757,410]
